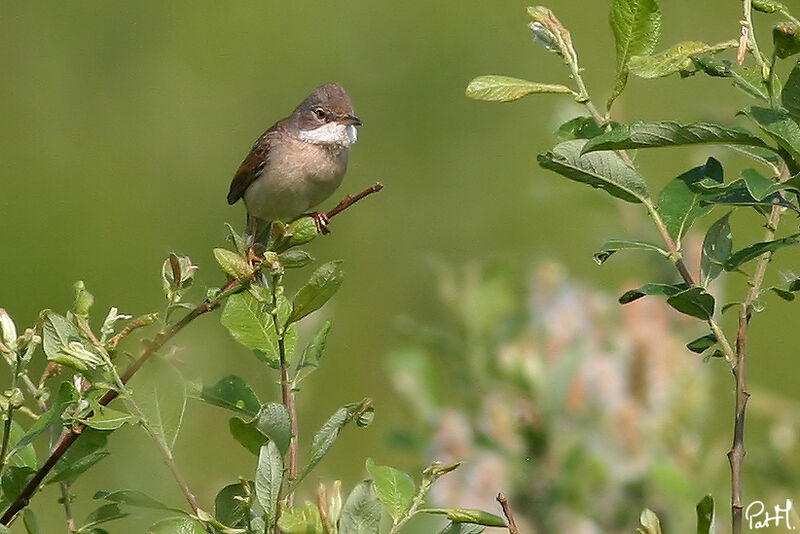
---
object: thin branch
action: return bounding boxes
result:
[496,493,519,534]
[108,314,158,349]
[0,184,383,526]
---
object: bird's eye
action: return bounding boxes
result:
[314,108,326,121]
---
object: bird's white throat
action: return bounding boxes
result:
[297,122,358,147]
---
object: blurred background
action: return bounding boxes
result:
[1,1,799,532]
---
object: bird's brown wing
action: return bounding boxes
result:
[227,128,277,205]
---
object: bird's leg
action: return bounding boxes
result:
[311,212,331,235]
[247,217,265,267]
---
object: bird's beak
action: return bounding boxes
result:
[338,114,362,126]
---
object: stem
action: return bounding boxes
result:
[0,184,383,525]
[740,0,767,74]
[0,353,23,481]
[388,477,433,534]
[496,493,519,534]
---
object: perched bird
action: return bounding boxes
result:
[227,83,361,248]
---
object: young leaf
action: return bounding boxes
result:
[629,40,735,78]
[593,239,667,265]
[608,0,662,109]
[83,406,137,431]
[365,458,416,523]
[277,502,323,534]
[724,233,800,271]
[229,416,267,455]
[49,448,109,485]
[582,122,769,154]
[295,321,332,377]
[465,75,572,102]
[94,489,184,513]
[130,357,186,451]
[225,222,248,257]
[80,504,128,531]
[701,213,732,286]
[1,466,35,504]
[213,248,254,284]
[279,249,315,269]
[770,287,796,301]
[538,139,651,204]
[438,523,485,534]
[656,158,721,242]
[783,59,800,122]
[555,117,608,142]
[686,334,717,354]
[230,402,292,456]
[666,287,715,320]
[422,509,506,527]
[7,421,37,470]
[288,261,345,324]
[696,494,715,534]
[741,107,800,165]
[774,22,800,59]
[255,441,283,528]
[339,481,382,534]
[22,509,39,534]
[221,291,295,366]
[196,375,261,417]
[214,482,249,528]
[638,508,662,534]
[10,382,78,456]
[618,283,686,304]
[148,517,206,534]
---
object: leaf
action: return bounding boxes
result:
[214,483,249,528]
[701,213,733,286]
[593,239,667,264]
[83,405,136,431]
[148,517,206,534]
[537,139,651,204]
[783,59,800,122]
[279,250,315,269]
[80,504,128,530]
[22,509,39,534]
[696,494,715,534]
[288,261,345,323]
[582,122,770,154]
[774,22,800,59]
[50,429,110,484]
[95,489,184,513]
[49,449,109,484]
[629,40,735,78]
[724,233,800,271]
[221,291,295,366]
[657,158,721,241]
[422,509,506,527]
[438,523,485,534]
[619,283,686,304]
[667,287,715,320]
[7,421,37,470]
[11,382,78,456]
[638,508,663,534]
[365,458,416,523]
[228,417,267,455]
[608,0,662,109]
[131,357,186,451]
[1,466,35,503]
[292,400,370,490]
[255,441,283,528]
[770,286,796,301]
[42,312,104,372]
[741,107,800,165]
[230,402,292,456]
[225,222,248,257]
[295,321,332,376]
[213,248,254,283]
[555,117,608,142]
[339,481,382,534]
[197,375,261,417]
[727,145,781,171]
[465,75,572,102]
[278,502,323,534]
[686,334,717,354]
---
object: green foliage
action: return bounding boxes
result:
[365,458,415,523]
[465,76,572,102]
[608,0,662,109]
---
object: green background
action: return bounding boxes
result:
[1,1,798,532]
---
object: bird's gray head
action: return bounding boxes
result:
[292,83,361,148]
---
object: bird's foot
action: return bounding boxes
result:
[312,212,331,235]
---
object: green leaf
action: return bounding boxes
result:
[83,405,137,431]
[214,483,249,528]
[149,517,206,534]
[465,75,572,102]
[438,523,485,534]
[1,466,35,503]
[686,334,717,354]
[288,261,345,324]
[608,0,662,109]
[230,402,292,456]
[42,312,105,372]
[130,357,186,451]
[667,287,715,320]
[727,145,781,170]
[724,233,800,271]
[293,400,371,490]
[279,250,315,269]
[742,107,800,165]
[701,213,733,286]
[365,458,416,523]
[770,286,796,301]
[295,321,332,377]
[7,421,37,470]
[339,481,382,534]
[11,382,78,456]
[221,291,295,366]
[638,508,663,534]
[619,283,686,304]
[538,139,651,204]
[582,122,770,154]
[228,416,267,455]
[49,449,109,485]
[95,489,184,513]
[774,22,800,59]
[225,222,248,257]
[593,239,667,265]
[22,509,39,534]
[197,375,261,417]
[422,509,506,527]
[81,504,128,530]
[657,158,721,242]
[629,40,735,78]
[555,117,608,142]
[255,441,283,528]
[277,502,323,534]
[696,494,715,534]
[783,59,800,122]
[213,248,254,284]
[753,0,787,13]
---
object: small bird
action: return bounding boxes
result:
[227,83,362,249]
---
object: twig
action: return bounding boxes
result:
[108,314,158,349]
[317,485,332,534]
[0,184,382,526]
[496,493,519,534]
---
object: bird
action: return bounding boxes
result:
[227,83,362,253]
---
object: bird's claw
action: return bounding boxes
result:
[313,212,331,235]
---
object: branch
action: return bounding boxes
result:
[496,493,519,534]
[324,182,383,220]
